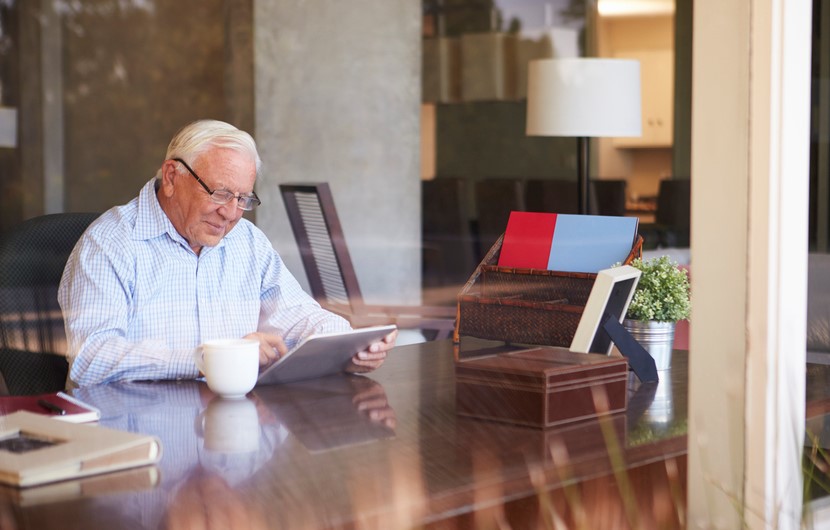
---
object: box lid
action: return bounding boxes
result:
[455,347,627,389]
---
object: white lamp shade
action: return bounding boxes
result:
[526,58,642,138]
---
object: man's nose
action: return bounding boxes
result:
[217,199,243,219]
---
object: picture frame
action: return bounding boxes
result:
[569,265,642,355]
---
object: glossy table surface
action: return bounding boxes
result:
[0,339,689,529]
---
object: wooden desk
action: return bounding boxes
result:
[0,340,689,529]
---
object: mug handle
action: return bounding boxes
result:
[193,346,206,375]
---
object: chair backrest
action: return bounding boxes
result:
[808,252,830,354]
[655,178,691,228]
[524,178,600,216]
[280,183,456,339]
[279,184,365,313]
[475,178,526,259]
[654,178,691,247]
[592,179,628,217]
[0,212,99,394]
[422,177,476,287]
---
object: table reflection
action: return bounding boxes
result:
[0,340,692,529]
[257,374,396,453]
[64,374,396,529]
[164,469,268,530]
[64,381,281,529]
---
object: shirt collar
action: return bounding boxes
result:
[132,178,239,252]
[131,179,173,241]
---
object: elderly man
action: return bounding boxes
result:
[59,119,396,386]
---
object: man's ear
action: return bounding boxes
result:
[159,160,178,198]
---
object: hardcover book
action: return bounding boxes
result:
[0,411,161,487]
[0,392,101,423]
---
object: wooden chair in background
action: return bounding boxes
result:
[280,183,456,340]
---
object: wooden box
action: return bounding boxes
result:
[454,234,642,347]
[455,411,628,468]
[455,347,629,428]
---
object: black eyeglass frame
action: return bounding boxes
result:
[172,157,262,211]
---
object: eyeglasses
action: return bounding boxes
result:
[172,158,261,211]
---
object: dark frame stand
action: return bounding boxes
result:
[602,314,659,383]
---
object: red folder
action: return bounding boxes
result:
[497,212,557,269]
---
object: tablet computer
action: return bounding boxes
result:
[256,324,397,386]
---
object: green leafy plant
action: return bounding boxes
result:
[625,256,691,323]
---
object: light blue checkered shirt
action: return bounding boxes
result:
[59,178,350,386]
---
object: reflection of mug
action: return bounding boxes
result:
[194,339,259,398]
[197,397,261,453]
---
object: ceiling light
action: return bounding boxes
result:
[597,0,675,17]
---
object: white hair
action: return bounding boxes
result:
[155,119,261,178]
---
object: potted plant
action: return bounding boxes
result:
[622,255,691,370]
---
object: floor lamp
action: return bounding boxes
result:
[525,58,642,214]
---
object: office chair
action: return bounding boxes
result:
[280,183,455,340]
[640,178,691,249]
[474,178,526,261]
[0,212,99,394]
[591,179,628,217]
[524,178,600,216]
[654,179,691,247]
[421,177,477,292]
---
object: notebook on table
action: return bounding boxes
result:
[0,392,100,423]
[0,411,161,488]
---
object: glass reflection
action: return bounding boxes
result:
[258,375,396,454]
[72,381,285,529]
[643,373,674,425]
[67,375,398,528]
[164,469,268,530]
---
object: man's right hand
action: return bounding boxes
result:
[243,332,287,368]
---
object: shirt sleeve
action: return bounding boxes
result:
[254,234,352,348]
[58,229,199,386]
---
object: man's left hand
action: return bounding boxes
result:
[346,329,397,374]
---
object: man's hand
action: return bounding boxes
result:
[346,329,397,374]
[243,332,287,368]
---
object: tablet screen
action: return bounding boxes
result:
[256,324,397,386]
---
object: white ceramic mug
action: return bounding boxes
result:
[194,338,259,399]
[196,396,261,453]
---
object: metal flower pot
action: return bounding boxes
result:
[623,319,676,371]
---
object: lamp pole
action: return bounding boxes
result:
[577,136,590,214]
